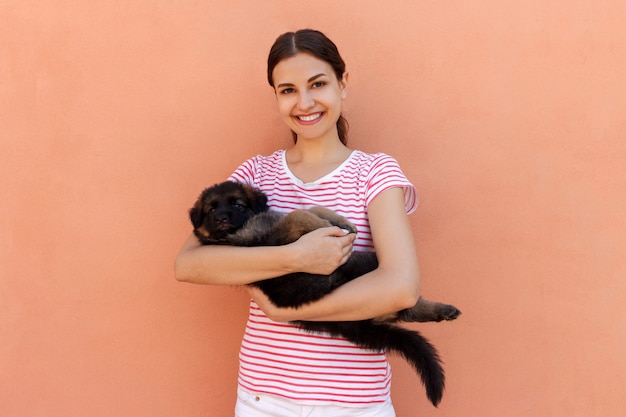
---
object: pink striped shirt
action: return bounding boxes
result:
[229,149,417,406]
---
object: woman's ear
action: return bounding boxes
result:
[340,72,349,98]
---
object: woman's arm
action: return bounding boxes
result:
[174,226,356,286]
[250,187,421,321]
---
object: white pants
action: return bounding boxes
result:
[235,387,396,417]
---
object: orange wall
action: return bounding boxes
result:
[2,1,625,416]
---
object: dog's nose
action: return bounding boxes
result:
[216,214,230,223]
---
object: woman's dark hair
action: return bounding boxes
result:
[267,29,349,145]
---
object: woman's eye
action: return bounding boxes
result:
[280,88,295,94]
[312,81,326,88]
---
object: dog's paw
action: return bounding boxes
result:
[396,300,462,323]
[307,206,357,234]
[337,223,358,234]
[434,304,462,322]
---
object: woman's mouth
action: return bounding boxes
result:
[295,112,323,124]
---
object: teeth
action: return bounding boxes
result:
[298,113,321,122]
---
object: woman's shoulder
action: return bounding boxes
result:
[230,150,286,183]
[349,150,403,170]
[351,149,397,160]
[244,149,285,165]
[235,150,286,173]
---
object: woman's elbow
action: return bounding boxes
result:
[396,291,420,310]
[174,259,190,282]
[174,254,198,283]
[394,269,421,310]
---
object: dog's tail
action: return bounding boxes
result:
[298,321,445,406]
[384,324,444,406]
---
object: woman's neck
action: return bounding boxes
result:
[285,139,353,184]
[288,139,350,163]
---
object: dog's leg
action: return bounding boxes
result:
[270,210,337,244]
[394,296,461,323]
[306,206,357,234]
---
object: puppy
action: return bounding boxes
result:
[189,181,461,406]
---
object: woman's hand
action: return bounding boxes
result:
[289,226,356,275]
[246,286,290,322]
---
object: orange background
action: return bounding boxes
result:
[2,1,625,416]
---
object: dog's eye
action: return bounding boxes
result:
[233,199,249,210]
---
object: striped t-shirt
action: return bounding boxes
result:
[229,149,417,406]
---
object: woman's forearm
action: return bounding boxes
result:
[255,262,420,322]
[174,227,356,286]
[307,266,420,321]
[174,234,296,285]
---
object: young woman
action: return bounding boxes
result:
[175,29,420,417]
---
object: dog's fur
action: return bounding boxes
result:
[189,181,461,406]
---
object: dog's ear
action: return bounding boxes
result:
[244,185,269,214]
[189,199,205,229]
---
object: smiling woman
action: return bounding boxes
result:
[175,29,420,417]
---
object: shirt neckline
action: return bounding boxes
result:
[281,149,357,186]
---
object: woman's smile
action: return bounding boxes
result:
[295,112,324,124]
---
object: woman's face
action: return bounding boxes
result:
[271,53,348,142]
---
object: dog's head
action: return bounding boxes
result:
[189,181,269,244]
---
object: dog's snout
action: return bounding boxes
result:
[215,211,232,225]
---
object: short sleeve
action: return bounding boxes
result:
[363,154,418,214]
[228,156,259,185]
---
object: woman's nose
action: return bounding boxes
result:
[297,91,314,110]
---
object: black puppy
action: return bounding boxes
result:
[189,181,461,406]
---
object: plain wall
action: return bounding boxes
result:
[2,1,625,416]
